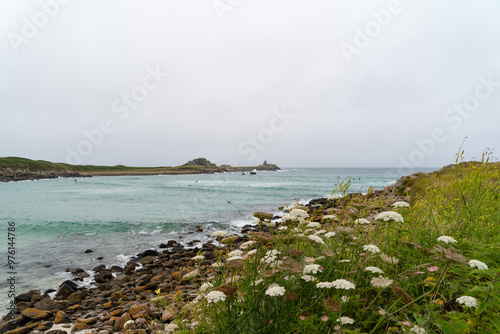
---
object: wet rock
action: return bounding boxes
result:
[128,303,150,319]
[137,249,158,257]
[140,256,155,265]
[55,281,78,300]
[110,265,123,273]
[20,308,52,320]
[92,264,106,273]
[3,326,32,334]
[37,321,53,331]
[84,249,93,253]
[14,293,35,304]
[76,317,98,325]
[54,311,72,324]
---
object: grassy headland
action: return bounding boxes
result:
[0,157,280,181]
[155,158,500,333]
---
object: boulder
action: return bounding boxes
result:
[114,312,132,332]
[128,303,150,319]
[54,311,72,324]
[20,308,52,320]
[33,297,55,311]
[71,323,90,333]
[55,281,78,300]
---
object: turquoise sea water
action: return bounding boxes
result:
[0,167,436,313]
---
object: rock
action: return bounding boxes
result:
[14,292,35,304]
[71,323,90,333]
[37,321,53,330]
[97,331,109,334]
[33,297,55,311]
[46,330,68,334]
[0,317,29,334]
[137,249,158,257]
[110,265,123,273]
[54,311,72,324]
[128,303,150,319]
[140,256,155,265]
[94,270,113,283]
[76,317,98,325]
[3,326,32,334]
[135,318,147,328]
[84,249,93,253]
[55,281,78,300]
[183,158,216,166]
[65,292,84,303]
[20,308,52,320]
[93,264,106,272]
[114,312,132,332]
[161,308,175,322]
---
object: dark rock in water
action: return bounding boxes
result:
[159,243,169,248]
[96,257,104,260]
[110,265,123,273]
[84,249,93,253]
[15,292,35,304]
[137,249,158,257]
[44,289,56,294]
[94,270,113,283]
[195,226,203,232]
[92,265,106,273]
[55,281,78,300]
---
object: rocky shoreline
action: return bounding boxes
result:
[0,179,409,334]
[0,169,90,183]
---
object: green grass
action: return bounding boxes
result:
[148,152,500,333]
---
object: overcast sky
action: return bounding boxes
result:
[1,0,499,168]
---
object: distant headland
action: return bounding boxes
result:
[0,157,280,182]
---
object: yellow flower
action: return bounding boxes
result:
[155,288,161,295]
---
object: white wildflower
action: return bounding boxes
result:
[362,244,381,254]
[286,209,309,221]
[124,320,135,328]
[328,194,341,200]
[254,279,263,285]
[365,266,384,274]
[380,253,399,265]
[306,222,321,228]
[182,269,199,280]
[370,276,393,288]
[239,240,257,250]
[340,296,349,303]
[391,201,410,208]
[437,236,458,244]
[355,218,371,225]
[308,235,325,245]
[374,211,404,223]
[211,262,224,268]
[314,230,327,235]
[468,259,488,270]
[265,284,286,297]
[324,231,336,238]
[339,259,350,263]
[304,257,316,264]
[331,279,355,290]
[303,264,322,275]
[190,321,199,329]
[409,325,426,334]
[246,249,258,256]
[456,296,478,308]
[336,316,354,325]
[212,230,228,238]
[316,282,334,289]
[227,250,243,258]
[165,323,179,333]
[205,290,227,304]
[191,255,205,261]
[322,214,337,220]
[301,275,317,282]
[277,226,288,231]
[227,256,243,261]
[199,282,213,293]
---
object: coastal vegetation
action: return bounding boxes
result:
[152,153,499,333]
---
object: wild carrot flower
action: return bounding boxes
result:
[365,266,384,274]
[409,325,426,334]
[437,236,457,244]
[205,290,227,304]
[182,269,199,280]
[165,323,179,333]
[370,276,393,288]
[246,249,258,256]
[315,230,327,235]
[303,264,322,275]
[468,259,488,270]
[277,226,288,231]
[340,296,349,303]
[322,214,338,220]
[456,296,478,308]
[331,279,355,290]
[227,250,243,258]
[199,282,214,293]
[191,255,205,261]
[328,194,341,200]
[362,244,381,254]
[265,284,286,297]
[301,275,317,282]
[316,282,334,289]
[375,211,404,222]
[324,232,336,238]
[239,240,257,249]
[212,230,228,238]
[391,201,410,208]
[307,222,321,228]
[380,253,399,265]
[284,209,309,221]
[354,218,371,225]
[336,316,354,325]
[308,235,325,245]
